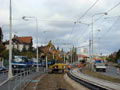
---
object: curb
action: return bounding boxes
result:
[64,74,89,90]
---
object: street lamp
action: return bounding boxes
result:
[74,21,90,63]
[8,0,13,79]
[22,16,39,72]
[43,30,49,45]
[74,21,90,26]
[91,12,107,71]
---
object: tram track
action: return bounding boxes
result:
[67,68,120,90]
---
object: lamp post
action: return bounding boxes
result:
[22,16,39,72]
[74,21,90,63]
[8,0,13,79]
[91,13,107,71]
[43,31,49,45]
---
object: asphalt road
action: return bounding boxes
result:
[101,66,120,79]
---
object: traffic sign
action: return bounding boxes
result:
[117,59,120,63]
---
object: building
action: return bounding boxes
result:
[77,54,88,62]
[3,35,33,52]
[80,48,88,56]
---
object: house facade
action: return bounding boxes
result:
[77,54,88,62]
[3,35,33,52]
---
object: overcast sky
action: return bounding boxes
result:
[0,0,120,55]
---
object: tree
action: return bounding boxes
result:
[0,27,3,43]
[108,52,116,63]
[115,49,120,62]
[22,45,27,52]
[0,44,6,57]
[0,27,5,58]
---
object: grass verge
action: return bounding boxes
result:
[82,67,120,83]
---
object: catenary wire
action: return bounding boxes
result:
[68,0,99,46]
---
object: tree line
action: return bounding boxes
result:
[107,49,120,63]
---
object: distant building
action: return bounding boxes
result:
[3,35,33,52]
[77,54,88,62]
[80,48,88,56]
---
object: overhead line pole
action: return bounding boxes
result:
[22,16,39,72]
[91,13,107,71]
[8,0,13,79]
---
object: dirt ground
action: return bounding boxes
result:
[23,74,45,90]
[24,73,76,90]
[36,74,76,90]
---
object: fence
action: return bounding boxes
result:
[0,67,44,90]
[0,70,8,84]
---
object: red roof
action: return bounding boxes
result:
[77,54,88,58]
[4,36,32,44]
[15,36,32,44]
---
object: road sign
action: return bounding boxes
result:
[117,59,120,63]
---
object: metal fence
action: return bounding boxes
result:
[0,67,44,90]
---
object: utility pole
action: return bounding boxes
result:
[8,0,13,79]
[70,48,72,63]
[22,16,39,72]
[64,53,65,63]
[36,18,39,72]
[46,56,48,71]
[91,13,107,71]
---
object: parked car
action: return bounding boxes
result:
[0,66,8,72]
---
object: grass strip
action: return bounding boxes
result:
[82,68,120,83]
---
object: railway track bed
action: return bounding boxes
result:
[68,68,120,90]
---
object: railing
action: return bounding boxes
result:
[0,70,8,83]
[0,67,44,90]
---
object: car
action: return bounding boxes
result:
[0,66,8,72]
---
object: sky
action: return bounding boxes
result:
[0,0,120,55]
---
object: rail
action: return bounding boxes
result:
[67,68,120,90]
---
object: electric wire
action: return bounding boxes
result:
[78,1,120,45]
[77,0,99,21]
[101,17,120,40]
[68,0,99,47]
[68,22,76,44]
[95,1,120,22]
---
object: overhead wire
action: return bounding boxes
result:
[95,1,120,22]
[68,0,99,46]
[77,0,99,21]
[76,1,120,54]
[79,1,120,45]
[68,22,76,44]
[101,17,120,40]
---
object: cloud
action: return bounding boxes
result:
[1,0,120,54]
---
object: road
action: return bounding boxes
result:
[101,66,120,79]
